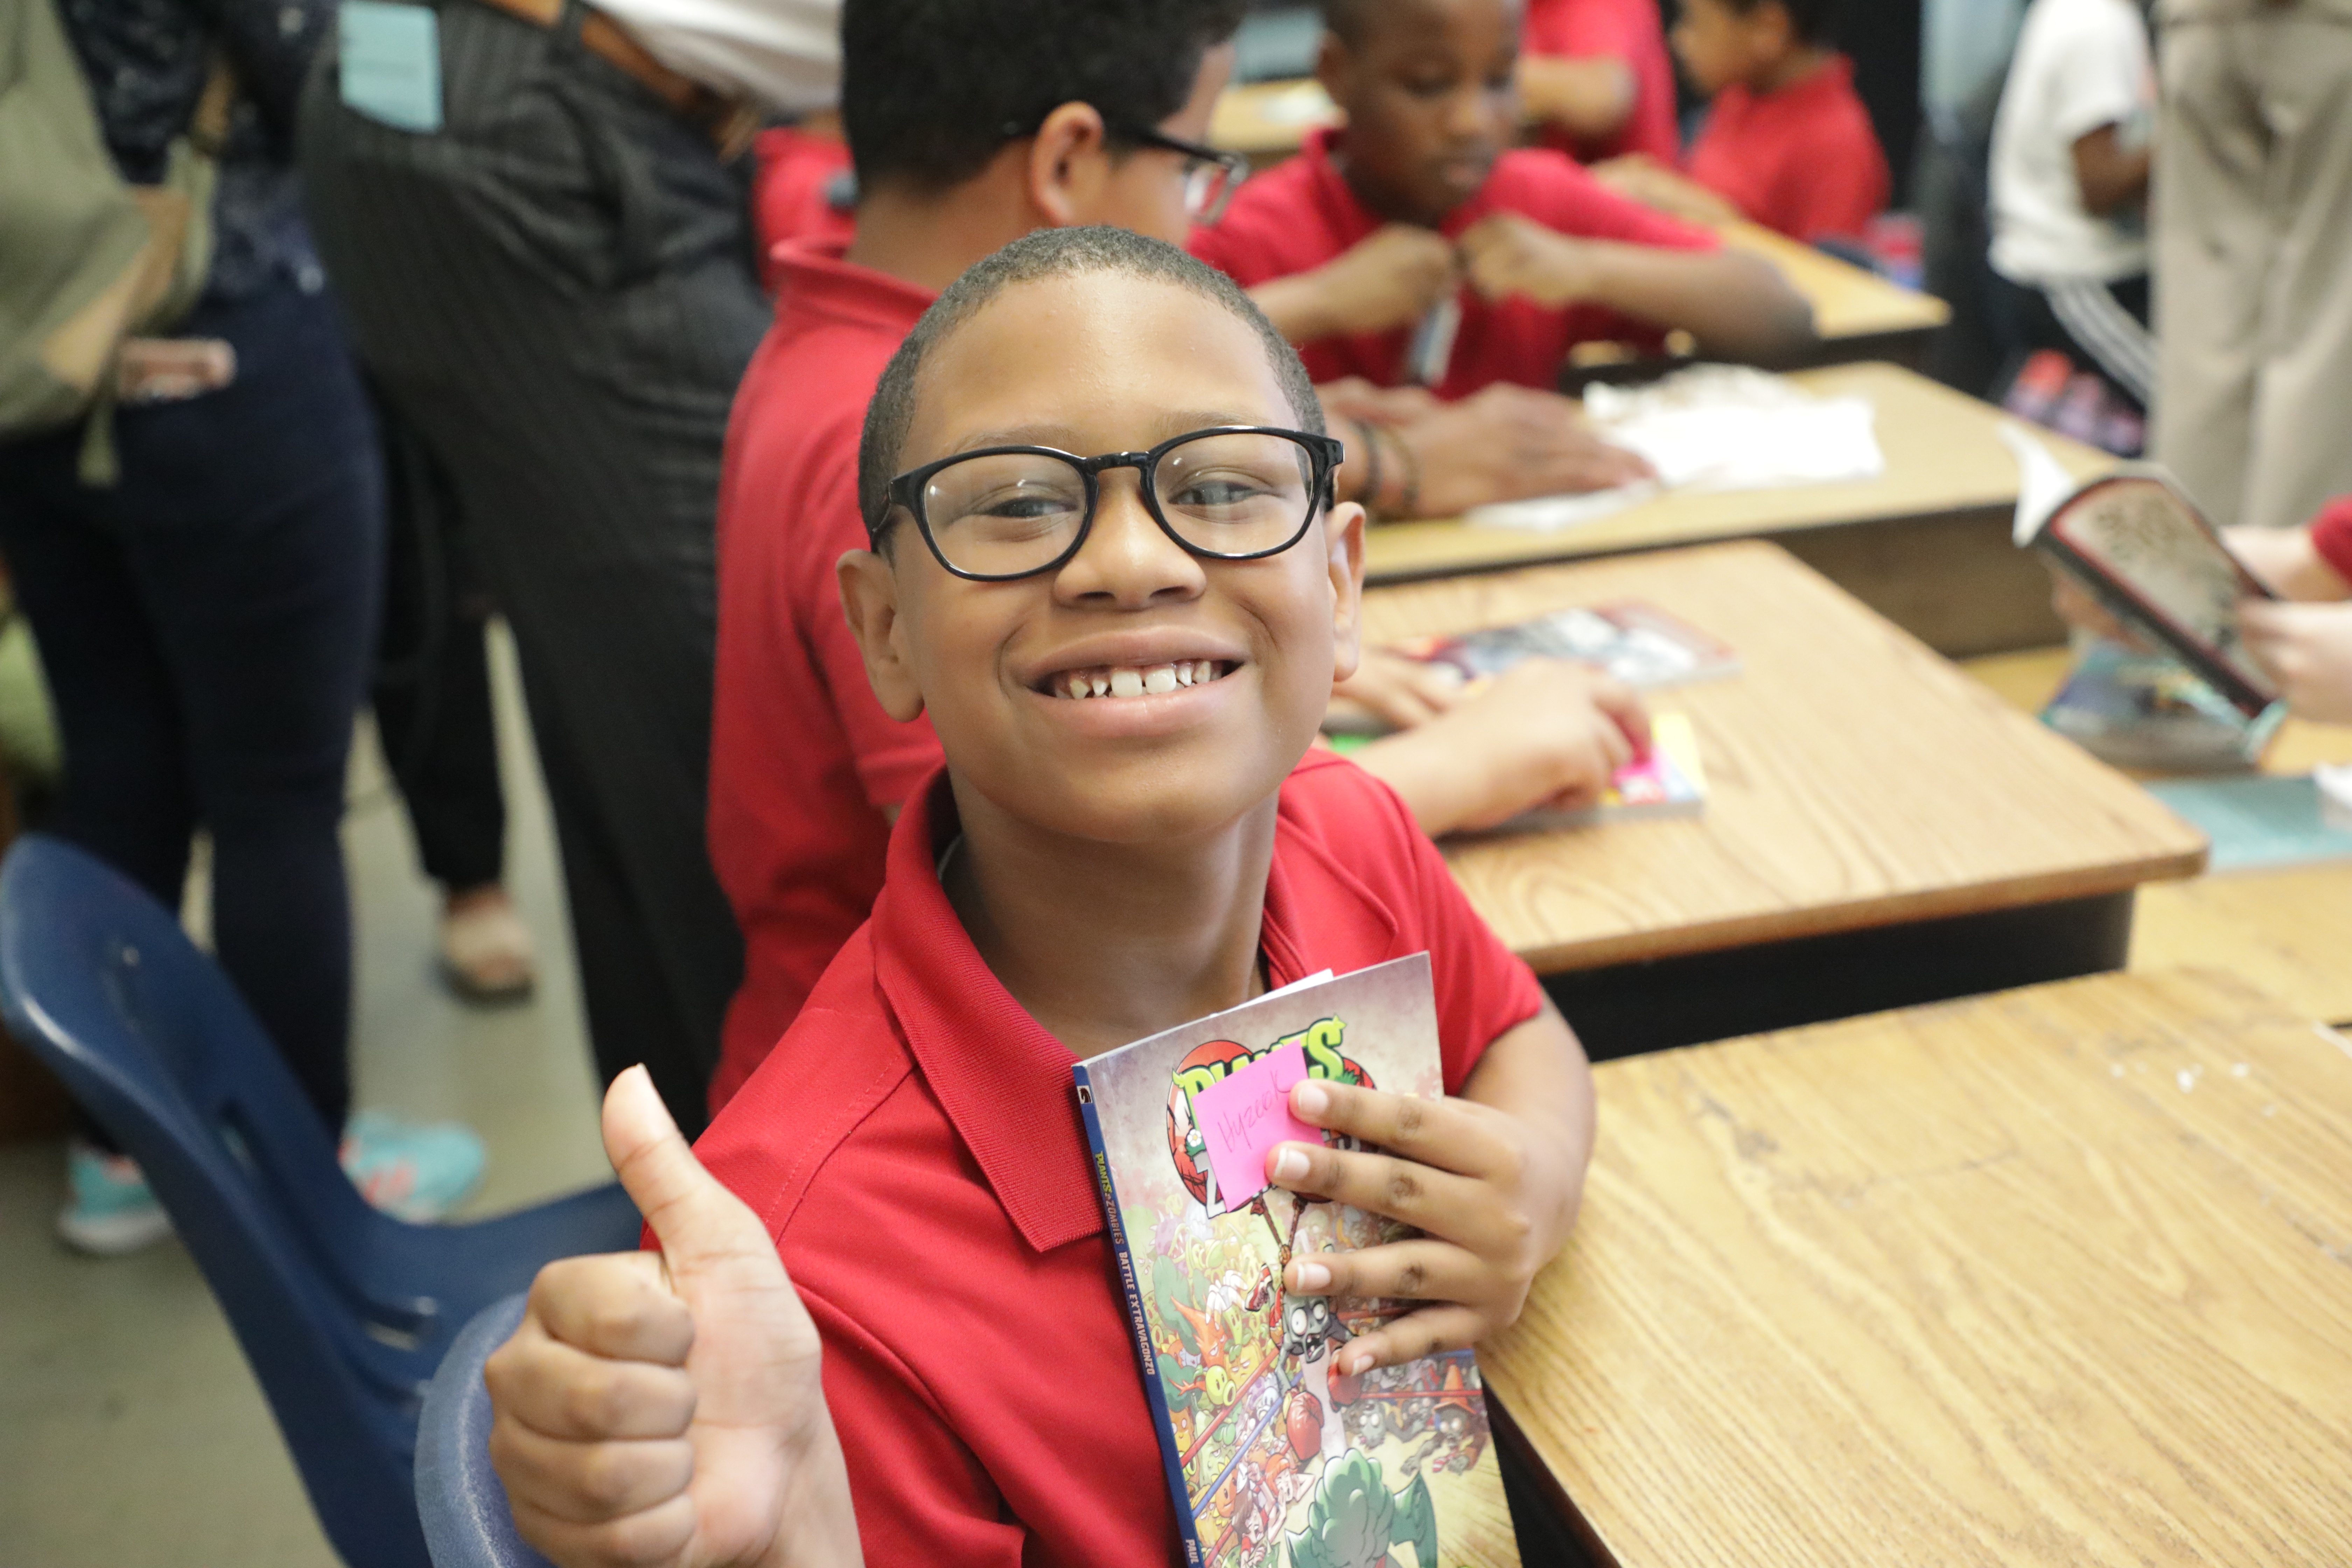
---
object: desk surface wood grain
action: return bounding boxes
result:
[1965,645,2352,1024]
[1360,543,2206,970]
[1483,967,2352,1568]
[1364,363,2112,585]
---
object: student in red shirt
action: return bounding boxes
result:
[1191,0,1815,400]
[1519,0,1682,163]
[1595,0,1890,243]
[485,226,1597,1568]
[708,0,1654,1114]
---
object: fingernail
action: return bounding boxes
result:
[1271,1144,1310,1183]
[1294,1260,1331,1292]
[1293,1081,1330,1118]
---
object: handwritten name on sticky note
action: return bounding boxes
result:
[1194,1044,1320,1209]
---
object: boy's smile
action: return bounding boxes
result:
[841,269,1367,848]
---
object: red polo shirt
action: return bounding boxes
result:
[692,753,1546,1566]
[1189,127,1715,397]
[751,129,858,292]
[708,240,942,1113]
[1683,55,1889,241]
[1522,0,1682,164]
[2310,495,2352,584]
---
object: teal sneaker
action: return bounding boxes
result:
[340,1111,486,1223]
[58,1139,174,1255]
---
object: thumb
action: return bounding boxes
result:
[602,1065,769,1274]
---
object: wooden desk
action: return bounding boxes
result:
[1966,645,2352,1025]
[1366,361,2114,658]
[1484,968,2352,1568]
[1211,78,1340,162]
[1716,219,1949,364]
[1360,543,2206,1054]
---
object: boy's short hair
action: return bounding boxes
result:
[1319,0,1520,46]
[858,227,1328,541]
[842,0,1251,194]
[1718,0,1842,44]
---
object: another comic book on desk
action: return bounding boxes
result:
[1072,954,1517,1568]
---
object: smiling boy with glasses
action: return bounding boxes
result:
[488,224,1595,1568]
[707,0,1651,1115]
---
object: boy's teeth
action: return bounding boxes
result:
[1049,661,1230,698]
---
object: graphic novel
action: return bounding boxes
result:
[1073,955,1520,1568]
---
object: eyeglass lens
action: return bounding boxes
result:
[919,432,1317,578]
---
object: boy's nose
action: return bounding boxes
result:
[1055,472,1205,605]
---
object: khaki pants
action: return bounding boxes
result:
[2152,0,2352,530]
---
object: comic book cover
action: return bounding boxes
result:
[1072,954,1520,1568]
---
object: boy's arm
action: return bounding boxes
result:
[1518,53,1637,143]
[485,1070,864,1568]
[1264,1001,1595,1374]
[2071,123,2151,216]
[1459,212,1817,363]
[1590,155,1745,227]
[1349,659,1651,837]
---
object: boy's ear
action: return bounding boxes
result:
[1323,499,1368,685]
[1313,30,1354,107]
[1026,100,1113,229]
[836,545,928,724]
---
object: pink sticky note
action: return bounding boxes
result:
[1193,1044,1320,1210]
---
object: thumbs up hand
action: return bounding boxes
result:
[484,1067,863,1568]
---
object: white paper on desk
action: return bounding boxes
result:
[1459,365,1881,534]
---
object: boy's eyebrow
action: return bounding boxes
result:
[944,412,1281,456]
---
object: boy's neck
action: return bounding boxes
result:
[1329,139,1460,233]
[939,776,1280,1061]
[846,170,1040,298]
[1750,45,1836,97]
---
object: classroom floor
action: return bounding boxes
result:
[0,625,609,1568]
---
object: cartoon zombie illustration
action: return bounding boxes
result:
[1284,1450,1437,1568]
[1279,1292,1354,1364]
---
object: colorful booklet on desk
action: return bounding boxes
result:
[1400,600,1738,693]
[1072,955,1519,1568]
[2141,772,2352,873]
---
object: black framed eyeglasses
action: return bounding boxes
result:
[883,426,1344,583]
[1112,124,1250,223]
[1001,111,1250,223]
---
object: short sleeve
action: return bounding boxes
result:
[2310,496,2352,584]
[2040,1,2152,146]
[802,1290,1030,1568]
[1523,0,1639,61]
[794,450,945,811]
[1516,156,1720,252]
[1774,126,1890,240]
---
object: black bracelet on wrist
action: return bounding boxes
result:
[1347,416,1383,518]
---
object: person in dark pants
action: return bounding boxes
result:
[298,0,786,1135]
[371,402,539,1003]
[1,0,484,1254]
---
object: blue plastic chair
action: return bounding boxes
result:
[0,835,641,1568]
[416,1294,555,1568]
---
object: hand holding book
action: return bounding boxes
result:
[1263,1054,1584,1379]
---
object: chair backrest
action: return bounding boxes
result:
[0,835,437,1568]
[416,1294,557,1568]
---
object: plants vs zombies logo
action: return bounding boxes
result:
[1164,1016,1372,1217]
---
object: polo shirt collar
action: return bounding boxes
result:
[1759,52,1855,110]
[870,761,1406,1254]
[870,770,1109,1255]
[770,237,936,335]
[1299,124,1487,243]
